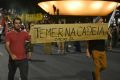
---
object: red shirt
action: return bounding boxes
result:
[5,30,30,60]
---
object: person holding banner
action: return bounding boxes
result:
[107,27,112,51]
[86,17,107,80]
[5,17,31,80]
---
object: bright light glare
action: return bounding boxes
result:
[38,1,119,16]
[40,3,49,11]
[107,2,118,10]
[91,2,103,10]
[119,3,120,6]
[66,1,83,10]
[50,1,55,5]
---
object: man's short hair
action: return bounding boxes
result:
[13,17,22,24]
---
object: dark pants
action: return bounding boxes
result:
[8,58,28,80]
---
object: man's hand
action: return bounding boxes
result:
[86,49,91,58]
[11,54,17,60]
[27,52,32,60]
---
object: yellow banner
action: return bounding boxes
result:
[30,23,108,43]
[20,13,43,22]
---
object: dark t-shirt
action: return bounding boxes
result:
[88,40,106,54]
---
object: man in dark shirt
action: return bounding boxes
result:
[86,17,107,80]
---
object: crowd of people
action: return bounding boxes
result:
[0,8,120,80]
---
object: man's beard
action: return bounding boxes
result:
[14,27,21,32]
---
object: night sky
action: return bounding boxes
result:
[0,0,44,13]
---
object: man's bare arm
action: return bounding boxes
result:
[5,41,17,60]
[86,41,91,58]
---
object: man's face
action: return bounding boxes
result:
[14,19,21,31]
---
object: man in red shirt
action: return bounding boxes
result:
[5,17,31,80]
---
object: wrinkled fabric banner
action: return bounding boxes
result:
[30,23,108,43]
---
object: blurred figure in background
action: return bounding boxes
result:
[107,27,112,51]
[111,23,119,47]
[74,41,81,53]
[25,22,34,59]
[42,14,52,55]
[86,17,107,80]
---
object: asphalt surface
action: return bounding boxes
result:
[0,42,120,80]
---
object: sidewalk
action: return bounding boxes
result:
[0,43,120,80]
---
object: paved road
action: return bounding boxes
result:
[0,43,120,80]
